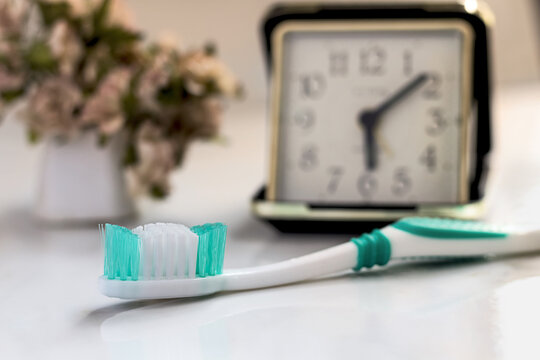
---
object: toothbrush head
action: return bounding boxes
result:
[100,222,227,281]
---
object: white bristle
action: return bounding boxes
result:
[187,231,198,278]
[177,232,186,278]
[132,223,199,280]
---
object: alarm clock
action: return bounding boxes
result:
[252,3,492,233]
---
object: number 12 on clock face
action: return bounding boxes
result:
[269,20,473,206]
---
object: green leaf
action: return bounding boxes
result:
[93,59,113,86]
[149,184,167,199]
[27,129,42,144]
[93,0,111,33]
[156,78,185,105]
[204,42,217,56]
[25,41,57,72]
[98,133,109,147]
[100,26,141,47]
[235,84,245,99]
[37,1,71,26]
[91,0,142,48]
[209,134,228,146]
[0,54,12,66]
[173,145,187,166]
[1,88,24,102]
[121,90,137,119]
[123,142,138,166]
[204,79,220,95]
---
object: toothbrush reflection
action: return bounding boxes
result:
[101,261,506,360]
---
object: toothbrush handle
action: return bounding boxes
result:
[222,242,358,291]
[388,227,540,258]
[222,230,392,291]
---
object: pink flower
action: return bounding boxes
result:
[41,0,135,30]
[66,0,134,29]
[81,67,131,136]
[135,47,173,111]
[176,97,223,138]
[80,44,112,85]
[0,0,26,64]
[26,77,83,137]
[48,20,83,76]
[126,122,176,197]
[0,0,25,39]
[179,50,240,97]
[107,0,135,29]
[62,0,100,17]
[0,64,23,92]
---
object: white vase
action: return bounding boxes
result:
[35,132,135,223]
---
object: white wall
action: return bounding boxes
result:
[127,0,540,102]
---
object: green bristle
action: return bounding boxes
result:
[190,223,227,277]
[101,224,141,281]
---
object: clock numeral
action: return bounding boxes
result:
[423,73,442,99]
[299,73,326,99]
[426,108,448,136]
[419,145,437,172]
[299,145,318,171]
[392,167,412,196]
[329,52,348,76]
[357,173,377,198]
[327,166,344,194]
[403,50,413,76]
[360,47,386,75]
[294,109,315,131]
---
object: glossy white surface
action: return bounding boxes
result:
[1,84,540,359]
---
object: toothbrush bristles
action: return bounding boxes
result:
[101,222,227,281]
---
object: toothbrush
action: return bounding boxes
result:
[98,218,540,300]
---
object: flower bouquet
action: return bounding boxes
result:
[0,0,241,219]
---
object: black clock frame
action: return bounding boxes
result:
[254,3,492,233]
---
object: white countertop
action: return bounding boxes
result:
[2,83,540,359]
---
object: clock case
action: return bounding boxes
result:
[252,3,492,233]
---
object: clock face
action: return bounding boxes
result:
[271,21,472,205]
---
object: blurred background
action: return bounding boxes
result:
[128,0,540,99]
[1,0,538,212]
[1,0,539,211]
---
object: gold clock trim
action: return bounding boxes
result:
[266,19,474,205]
[252,198,485,221]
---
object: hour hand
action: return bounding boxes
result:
[360,110,378,170]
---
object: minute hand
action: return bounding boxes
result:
[370,72,429,117]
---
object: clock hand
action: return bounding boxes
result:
[370,72,429,117]
[358,73,430,170]
[363,122,376,170]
